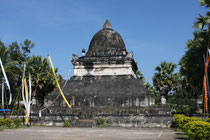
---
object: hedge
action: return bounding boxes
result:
[205,118,210,123]
[184,121,210,140]
[173,114,201,130]
[173,114,186,128]
[0,118,24,128]
[97,117,106,127]
[0,118,4,126]
[63,120,71,127]
[4,118,14,128]
[14,118,22,127]
[174,115,210,140]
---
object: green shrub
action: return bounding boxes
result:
[193,110,202,114]
[184,121,210,140]
[0,118,4,126]
[181,117,202,131]
[97,118,106,127]
[175,105,192,114]
[4,118,14,128]
[63,120,71,127]
[173,114,185,128]
[205,118,210,123]
[14,118,22,127]
[173,115,201,130]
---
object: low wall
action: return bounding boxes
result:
[0,113,173,128]
[97,114,173,128]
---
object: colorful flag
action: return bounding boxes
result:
[48,55,71,108]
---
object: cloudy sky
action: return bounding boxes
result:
[0,0,207,84]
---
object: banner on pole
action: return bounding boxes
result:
[0,58,12,105]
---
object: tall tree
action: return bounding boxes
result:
[179,32,208,110]
[200,0,210,8]
[153,61,179,103]
[20,39,34,60]
[0,41,19,107]
[26,56,63,106]
[0,41,19,80]
[179,0,210,110]
[194,0,210,47]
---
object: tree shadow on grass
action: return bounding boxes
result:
[175,132,189,140]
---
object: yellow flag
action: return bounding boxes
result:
[24,78,29,124]
[48,55,71,108]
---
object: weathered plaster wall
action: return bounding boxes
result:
[45,96,155,108]
[0,113,173,128]
[74,63,136,77]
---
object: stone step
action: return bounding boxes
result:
[76,119,96,127]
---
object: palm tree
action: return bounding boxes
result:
[194,13,210,31]
[200,0,210,9]
[193,1,210,110]
[153,61,179,104]
[26,56,62,106]
[136,71,146,84]
[0,42,19,80]
[194,0,210,45]
[0,41,19,107]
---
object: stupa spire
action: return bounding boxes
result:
[103,19,112,29]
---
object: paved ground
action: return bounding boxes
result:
[0,127,183,140]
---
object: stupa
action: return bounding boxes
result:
[44,20,155,118]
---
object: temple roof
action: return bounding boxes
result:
[86,20,127,57]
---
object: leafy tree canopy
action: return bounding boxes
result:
[153,61,180,103]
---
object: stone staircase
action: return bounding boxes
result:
[75,119,96,127]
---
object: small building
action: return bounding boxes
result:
[45,20,155,118]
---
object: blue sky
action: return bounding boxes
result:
[0,0,207,84]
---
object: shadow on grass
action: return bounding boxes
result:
[174,129,189,140]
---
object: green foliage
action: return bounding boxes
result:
[0,39,33,109]
[179,32,207,98]
[205,118,210,123]
[63,120,71,127]
[0,118,4,126]
[174,105,191,114]
[16,106,25,114]
[153,61,180,103]
[137,71,159,105]
[26,56,63,106]
[136,71,145,84]
[173,114,186,128]
[0,40,63,108]
[14,118,22,127]
[181,117,202,131]
[168,88,196,114]
[4,118,14,128]
[195,0,210,31]
[173,115,201,130]
[173,115,210,139]
[184,121,210,140]
[179,0,210,111]
[97,118,106,127]
[200,0,210,7]
[0,42,19,83]
[20,39,34,59]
